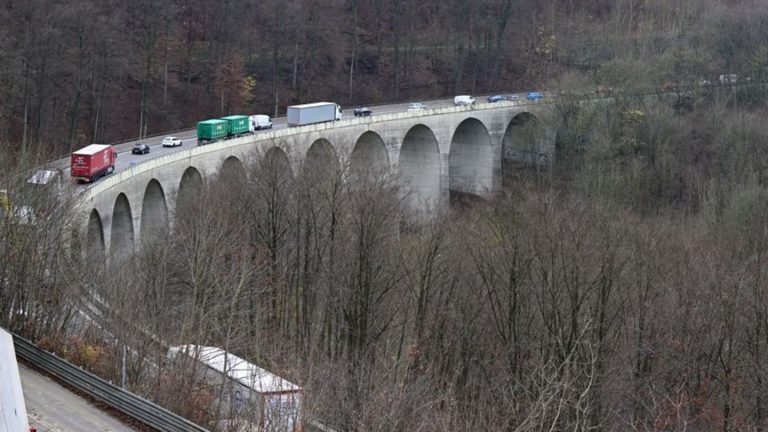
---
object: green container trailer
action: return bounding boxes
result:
[197,119,228,145]
[220,115,250,136]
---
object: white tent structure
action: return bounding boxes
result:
[169,345,302,432]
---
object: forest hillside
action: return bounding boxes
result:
[2,0,766,158]
[3,1,768,431]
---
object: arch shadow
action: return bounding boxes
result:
[399,124,441,213]
[351,131,389,176]
[177,166,204,214]
[86,209,105,261]
[111,193,134,256]
[141,179,169,243]
[448,117,494,199]
[501,112,544,181]
[220,156,247,184]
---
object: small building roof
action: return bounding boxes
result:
[73,144,111,156]
[27,169,59,185]
[171,345,301,394]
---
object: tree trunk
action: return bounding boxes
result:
[139,37,155,139]
[348,0,359,104]
[68,32,86,154]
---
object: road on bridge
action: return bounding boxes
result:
[65,93,530,188]
[19,364,138,432]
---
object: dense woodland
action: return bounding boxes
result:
[5,0,768,431]
[2,0,767,158]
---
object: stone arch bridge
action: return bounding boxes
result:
[79,101,558,257]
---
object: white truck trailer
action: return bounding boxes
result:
[287,102,341,127]
[0,328,29,432]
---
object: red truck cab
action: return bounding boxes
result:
[71,144,117,183]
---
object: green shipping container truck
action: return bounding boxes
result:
[220,115,250,136]
[197,119,228,145]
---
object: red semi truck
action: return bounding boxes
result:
[70,144,117,183]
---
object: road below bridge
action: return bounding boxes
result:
[19,364,138,432]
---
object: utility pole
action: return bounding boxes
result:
[121,344,127,389]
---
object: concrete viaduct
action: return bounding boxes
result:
[79,100,558,257]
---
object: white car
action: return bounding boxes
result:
[453,95,475,106]
[162,136,182,147]
[408,102,427,112]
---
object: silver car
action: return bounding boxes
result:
[162,136,182,147]
[408,102,427,112]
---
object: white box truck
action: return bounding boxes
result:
[287,102,341,127]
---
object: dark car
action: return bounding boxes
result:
[354,107,372,117]
[132,143,150,155]
[487,95,508,103]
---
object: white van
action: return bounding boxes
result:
[249,115,273,132]
[454,95,475,106]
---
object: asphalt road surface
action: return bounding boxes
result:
[19,364,137,432]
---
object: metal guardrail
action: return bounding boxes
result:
[12,333,210,432]
[307,418,340,432]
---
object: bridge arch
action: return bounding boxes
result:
[399,124,442,212]
[111,193,135,256]
[220,156,247,182]
[351,131,388,175]
[177,166,204,213]
[502,112,544,179]
[449,117,494,198]
[250,147,295,221]
[86,209,105,260]
[140,179,169,243]
[263,146,294,180]
[305,138,340,183]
